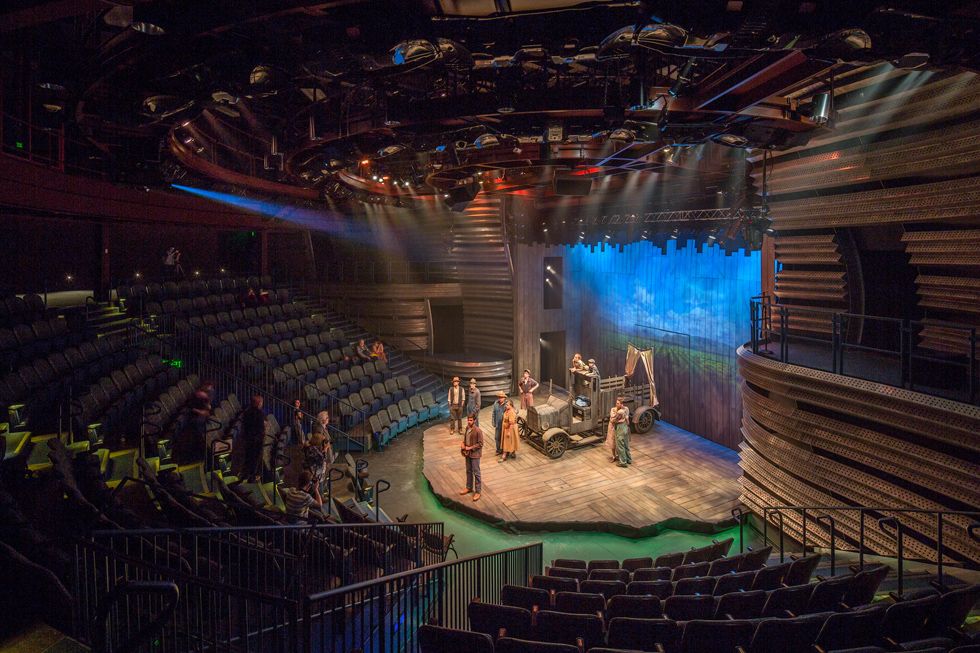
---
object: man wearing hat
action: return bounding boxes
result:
[491,390,507,455]
[447,377,466,435]
[466,378,482,426]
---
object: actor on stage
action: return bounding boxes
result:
[570,353,587,372]
[467,378,482,426]
[614,397,632,467]
[518,369,539,411]
[459,414,483,501]
[499,399,520,462]
[587,358,601,386]
[447,376,465,434]
[491,390,507,455]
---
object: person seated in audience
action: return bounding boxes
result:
[355,338,372,362]
[240,287,259,308]
[371,340,387,362]
[258,289,271,305]
[283,470,323,520]
[340,354,354,369]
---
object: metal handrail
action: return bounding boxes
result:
[761,505,980,595]
[93,580,179,653]
[160,316,367,450]
[749,299,978,404]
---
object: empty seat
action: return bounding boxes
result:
[531,575,579,594]
[418,625,492,653]
[552,559,587,570]
[633,567,672,582]
[553,591,605,616]
[589,568,630,582]
[811,604,887,653]
[467,599,532,641]
[622,557,654,574]
[784,553,822,586]
[549,567,589,583]
[761,583,815,618]
[751,561,792,591]
[533,610,605,651]
[663,594,715,621]
[655,552,685,569]
[605,596,662,625]
[671,562,710,581]
[679,619,757,653]
[740,612,831,653]
[606,617,681,653]
[673,576,716,596]
[501,584,552,611]
[627,580,673,599]
[713,570,757,595]
[580,580,626,600]
[714,589,767,620]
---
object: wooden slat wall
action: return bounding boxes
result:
[738,349,980,566]
[511,242,583,393]
[454,194,514,356]
[320,283,462,352]
[739,67,980,541]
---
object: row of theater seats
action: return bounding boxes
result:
[0,293,49,330]
[0,315,83,372]
[200,317,340,352]
[526,558,886,618]
[117,275,275,305]
[149,288,298,320]
[368,391,446,448]
[423,585,980,653]
[0,334,136,432]
[72,353,182,448]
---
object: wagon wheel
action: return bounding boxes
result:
[517,417,530,440]
[633,406,656,434]
[544,431,568,459]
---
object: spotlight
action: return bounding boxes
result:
[810,93,832,125]
[609,128,635,143]
[669,58,695,98]
[475,134,499,148]
[710,133,750,148]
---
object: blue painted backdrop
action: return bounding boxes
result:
[566,240,761,448]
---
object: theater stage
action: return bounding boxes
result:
[421,407,743,536]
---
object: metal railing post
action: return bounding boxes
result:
[814,514,837,576]
[731,507,744,553]
[878,517,904,597]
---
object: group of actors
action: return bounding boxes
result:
[452,374,535,502]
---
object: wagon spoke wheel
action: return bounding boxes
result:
[517,417,530,440]
[545,432,568,459]
[634,407,655,434]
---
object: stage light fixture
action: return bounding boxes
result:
[669,58,695,98]
[609,128,635,143]
[475,134,499,148]
[710,133,750,148]
[131,3,168,35]
[810,93,833,125]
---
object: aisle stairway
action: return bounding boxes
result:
[84,301,131,338]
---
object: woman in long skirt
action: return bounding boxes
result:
[499,400,520,462]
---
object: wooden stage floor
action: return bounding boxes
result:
[421,409,743,534]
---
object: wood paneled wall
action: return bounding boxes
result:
[740,67,980,536]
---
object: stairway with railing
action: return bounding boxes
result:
[748,504,980,596]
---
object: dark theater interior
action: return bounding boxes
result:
[1,0,980,651]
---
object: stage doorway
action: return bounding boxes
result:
[539,330,566,388]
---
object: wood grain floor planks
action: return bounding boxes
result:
[422,413,743,531]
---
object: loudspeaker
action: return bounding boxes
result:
[553,172,593,196]
[442,182,479,211]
